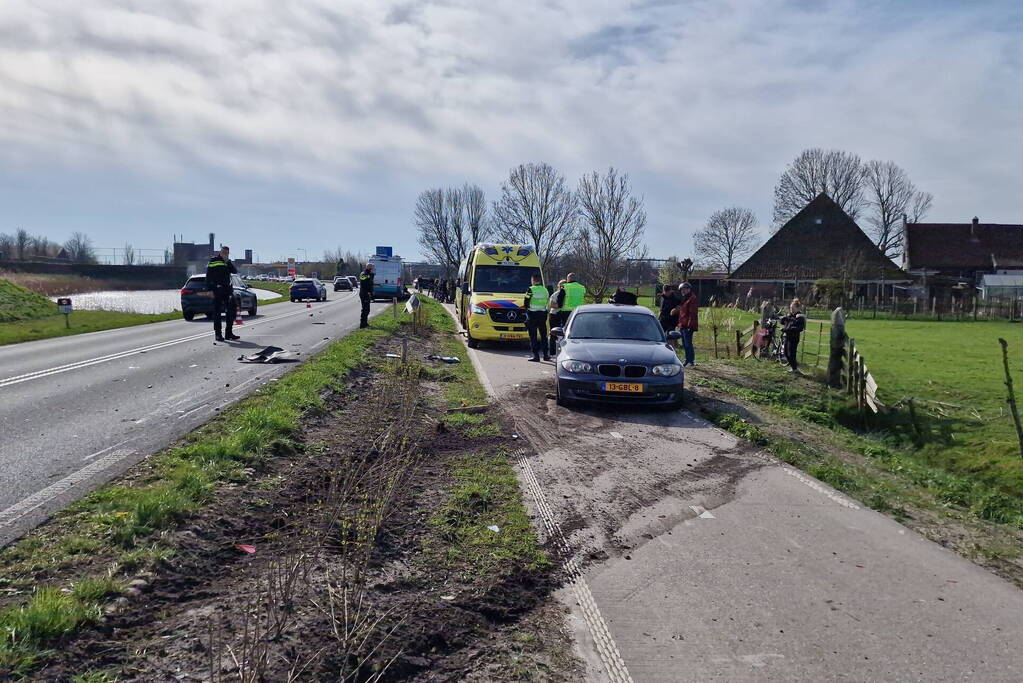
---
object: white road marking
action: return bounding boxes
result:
[690,505,716,519]
[0,300,351,390]
[176,402,209,420]
[610,431,624,439]
[310,338,331,350]
[229,374,265,394]
[783,466,861,509]
[0,448,137,530]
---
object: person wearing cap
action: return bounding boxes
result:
[206,245,239,342]
[673,282,699,367]
[358,262,375,328]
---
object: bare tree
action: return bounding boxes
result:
[15,228,30,260]
[492,162,578,273]
[123,242,136,265]
[445,187,467,266]
[693,207,760,274]
[0,233,13,260]
[415,188,466,276]
[63,232,97,264]
[773,148,864,226]
[462,183,490,245]
[861,160,932,259]
[322,248,369,275]
[574,168,647,302]
[909,190,933,224]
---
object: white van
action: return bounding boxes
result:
[368,254,406,300]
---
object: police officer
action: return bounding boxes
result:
[523,274,550,362]
[358,262,375,328]
[206,245,239,342]
[561,272,586,314]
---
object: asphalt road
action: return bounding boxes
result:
[0,292,386,546]
[445,305,1023,682]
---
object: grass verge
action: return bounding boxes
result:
[421,296,549,578]
[0,305,405,676]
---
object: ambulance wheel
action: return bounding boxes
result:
[466,331,480,349]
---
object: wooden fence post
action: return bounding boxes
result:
[858,355,867,415]
[847,338,855,393]
[999,338,1023,458]
[712,325,719,359]
[815,322,823,369]
[735,330,742,356]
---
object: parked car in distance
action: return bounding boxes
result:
[290,278,327,302]
[180,274,258,321]
[333,276,353,291]
[551,303,684,409]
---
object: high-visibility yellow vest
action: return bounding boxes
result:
[527,285,549,311]
[562,281,586,311]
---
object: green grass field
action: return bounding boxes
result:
[846,318,1023,498]
[0,279,57,322]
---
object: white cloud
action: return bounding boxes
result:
[0,0,1020,255]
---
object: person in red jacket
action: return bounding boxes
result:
[673,282,699,367]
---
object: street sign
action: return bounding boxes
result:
[287,257,296,277]
[57,298,73,314]
[376,246,393,257]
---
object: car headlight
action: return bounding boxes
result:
[471,304,486,315]
[651,363,682,377]
[560,360,593,374]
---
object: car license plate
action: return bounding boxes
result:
[602,382,643,393]
[499,333,525,339]
[198,291,213,297]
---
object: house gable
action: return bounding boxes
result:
[904,221,1023,272]
[730,193,908,282]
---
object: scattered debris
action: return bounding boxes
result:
[234,544,256,554]
[238,346,293,364]
[486,525,500,533]
[385,353,401,359]
[312,321,325,325]
[440,595,455,601]
[424,354,460,364]
[511,434,519,440]
[610,431,624,439]
[445,405,488,414]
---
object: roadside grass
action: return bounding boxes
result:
[0,305,406,675]
[0,278,58,322]
[692,360,1023,530]
[0,310,185,346]
[844,318,1023,498]
[0,277,293,346]
[432,450,550,577]
[419,296,550,579]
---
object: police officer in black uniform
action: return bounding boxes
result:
[358,262,375,328]
[206,245,239,342]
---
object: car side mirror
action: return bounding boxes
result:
[667,330,682,340]
[550,327,565,338]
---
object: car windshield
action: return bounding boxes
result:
[569,312,665,342]
[184,277,208,290]
[472,266,541,293]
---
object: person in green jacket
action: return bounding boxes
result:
[523,274,551,362]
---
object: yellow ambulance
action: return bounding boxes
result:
[455,244,544,348]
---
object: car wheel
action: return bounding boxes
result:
[248,305,257,316]
[290,297,296,302]
[182,311,195,321]
[466,330,480,349]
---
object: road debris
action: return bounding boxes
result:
[238,346,293,364]
[425,354,461,364]
[487,525,500,533]
[234,544,256,554]
[445,405,488,414]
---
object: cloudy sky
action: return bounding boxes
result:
[1,0,1020,264]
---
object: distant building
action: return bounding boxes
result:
[903,217,1023,300]
[729,193,909,301]
[173,233,252,272]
